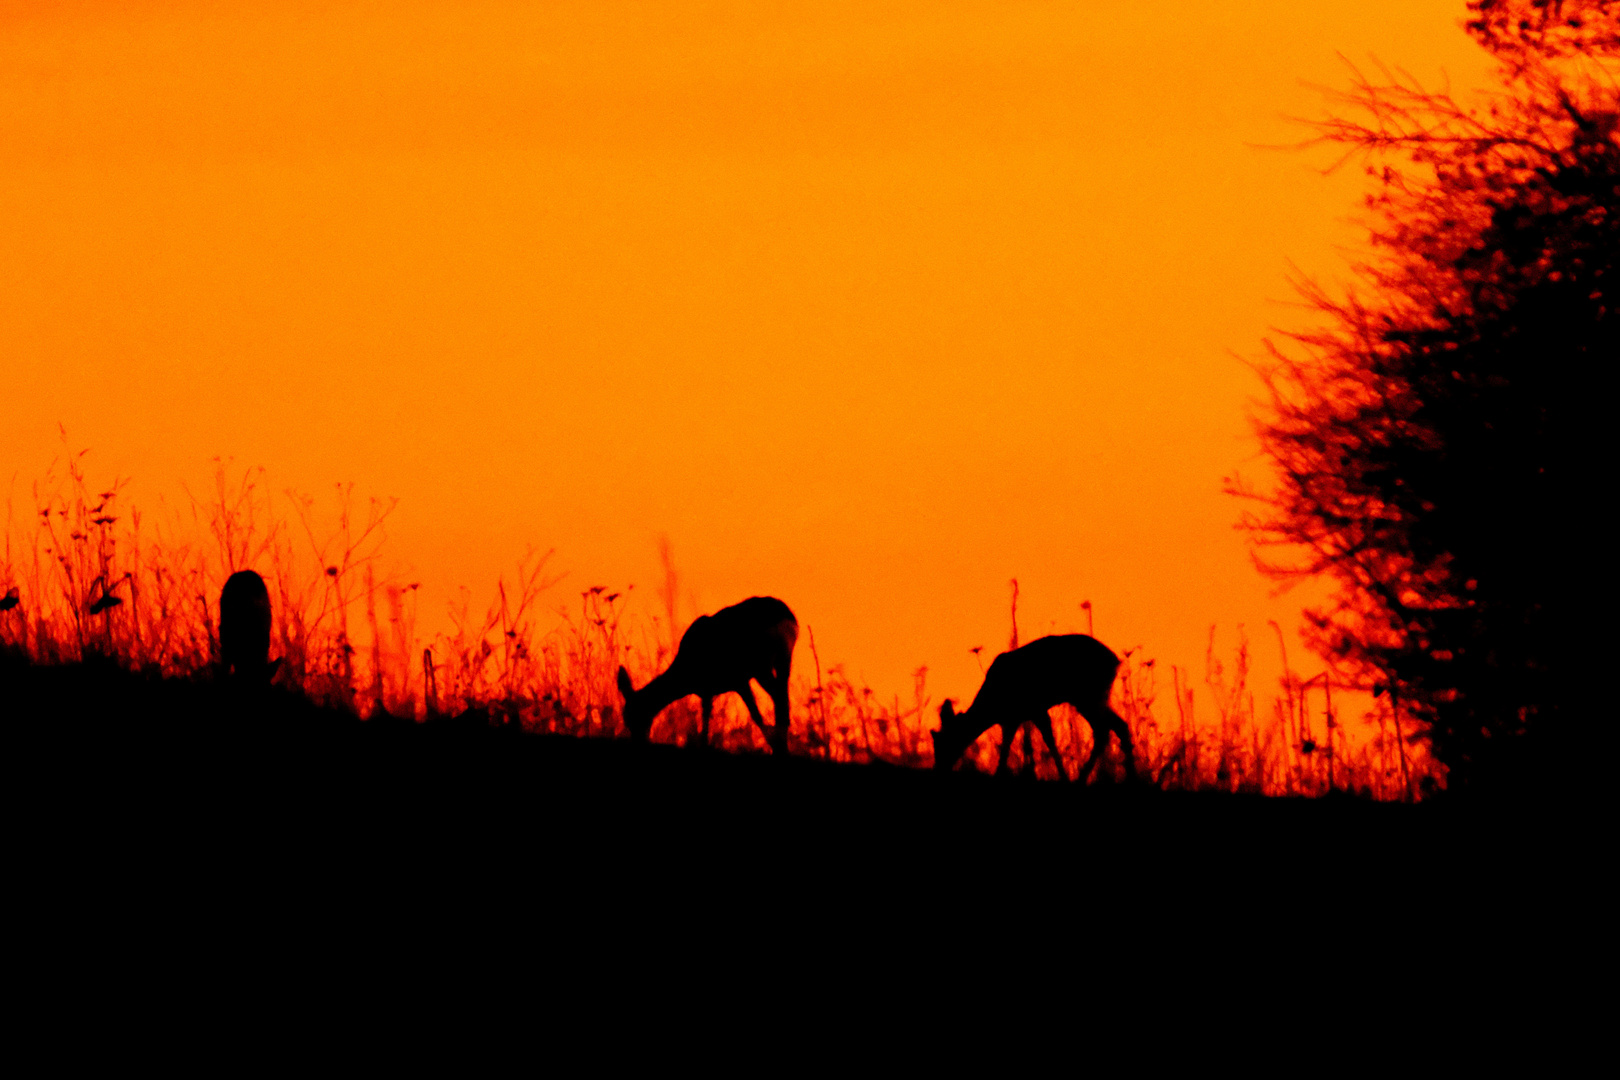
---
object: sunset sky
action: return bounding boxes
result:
[1,2,1496,708]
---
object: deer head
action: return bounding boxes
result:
[932,698,972,771]
[617,666,653,741]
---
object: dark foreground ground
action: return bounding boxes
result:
[7,651,1573,962]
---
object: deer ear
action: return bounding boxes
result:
[616,666,635,700]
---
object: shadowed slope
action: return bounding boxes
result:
[5,650,1519,897]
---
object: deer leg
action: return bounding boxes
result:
[738,683,773,749]
[748,679,790,756]
[699,696,714,748]
[1034,712,1071,782]
[1078,718,1109,782]
[774,670,793,757]
[995,722,1019,776]
[1077,699,1135,782]
[1104,703,1138,781]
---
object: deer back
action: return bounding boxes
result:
[669,596,796,693]
[968,634,1119,718]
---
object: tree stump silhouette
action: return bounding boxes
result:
[220,570,273,681]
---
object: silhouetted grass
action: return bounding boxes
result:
[1,443,1440,799]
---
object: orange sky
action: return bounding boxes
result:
[1,1,1495,709]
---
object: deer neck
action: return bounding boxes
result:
[633,667,693,717]
[952,705,996,743]
[940,706,993,761]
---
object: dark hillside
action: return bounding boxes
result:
[6,652,1549,935]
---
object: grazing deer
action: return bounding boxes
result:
[933,634,1136,782]
[616,596,797,754]
[219,570,275,681]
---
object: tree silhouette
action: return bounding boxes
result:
[1234,0,1617,792]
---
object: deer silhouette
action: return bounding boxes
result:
[617,596,797,754]
[219,570,276,682]
[933,634,1136,782]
